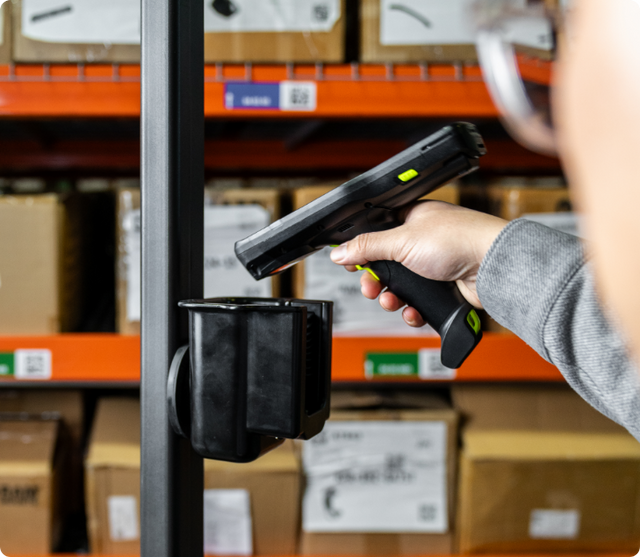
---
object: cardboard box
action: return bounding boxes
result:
[204,0,344,63]
[12,0,140,63]
[0,194,90,334]
[454,385,640,553]
[301,400,458,555]
[487,178,572,221]
[292,183,458,334]
[0,419,62,554]
[452,384,627,434]
[204,442,301,555]
[361,0,477,63]
[85,397,140,555]
[0,390,84,513]
[0,1,11,64]
[116,187,282,334]
[86,397,302,555]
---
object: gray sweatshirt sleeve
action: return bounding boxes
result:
[476,219,640,439]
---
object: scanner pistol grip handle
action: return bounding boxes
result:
[367,261,482,369]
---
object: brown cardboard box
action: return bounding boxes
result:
[204,0,345,63]
[0,390,85,513]
[487,178,572,220]
[0,419,61,554]
[116,187,282,334]
[292,182,459,300]
[86,397,302,556]
[12,0,139,63]
[454,385,640,553]
[0,1,11,64]
[361,0,477,63]
[203,441,301,555]
[0,194,88,334]
[85,398,140,555]
[452,384,627,434]
[300,402,458,555]
[458,431,640,553]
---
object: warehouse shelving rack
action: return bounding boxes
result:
[0,3,566,557]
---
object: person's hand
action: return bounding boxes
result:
[329,201,507,327]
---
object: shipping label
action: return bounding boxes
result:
[302,421,448,533]
[204,489,252,556]
[22,0,140,44]
[108,495,139,541]
[529,509,580,539]
[123,208,141,323]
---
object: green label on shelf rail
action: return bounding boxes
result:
[365,349,457,380]
[0,353,14,376]
[365,353,418,378]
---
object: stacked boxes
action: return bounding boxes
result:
[0,1,11,64]
[85,397,302,555]
[300,393,458,555]
[454,385,640,553]
[0,419,62,554]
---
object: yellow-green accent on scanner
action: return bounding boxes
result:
[466,309,481,334]
[356,265,380,281]
[398,169,419,182]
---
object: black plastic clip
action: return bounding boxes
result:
[168,297,333,462]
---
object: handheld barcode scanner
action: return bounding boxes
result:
[235,122,487,369]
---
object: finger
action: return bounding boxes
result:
[330,228,406,266]
[344,265,358,272]
[402,306,425,327]
[379,290,405,312]
[361,272,384,299]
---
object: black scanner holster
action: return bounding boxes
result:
[168,297,333,462]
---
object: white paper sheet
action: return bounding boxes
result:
[303,421,448,533]
[203,489,252,555]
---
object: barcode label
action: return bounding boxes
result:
[280,81,317,111]
[14,349,52,380]
[418,349,456,380]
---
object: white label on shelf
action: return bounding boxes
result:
[204,205,271,298]
[302,421,448,533]
[521,212,582,238]
[14,349,51,380]
[204,0,339,33]
[123,208,141,323]
[22,0,140,45]
[380,0,476,46]
[204,489,252,556]
[529,509,580,539]
[418,348,456,380]
[280,81,317,111]
[108,495,139,541]
[305,247,436,335]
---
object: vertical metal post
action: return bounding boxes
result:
[140,0,204,556]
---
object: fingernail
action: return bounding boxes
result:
[330,245,347,263]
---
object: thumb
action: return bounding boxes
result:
[330,229,406,266]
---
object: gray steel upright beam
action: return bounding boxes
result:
[140,0,204,556]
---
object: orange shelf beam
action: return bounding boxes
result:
[0,332,561,384]
[0,63,499,118]
[0,334,140,383]
[332,333,562,382]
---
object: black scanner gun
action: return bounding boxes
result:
[235,122,487,369]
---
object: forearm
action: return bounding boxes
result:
[477,219,640,438]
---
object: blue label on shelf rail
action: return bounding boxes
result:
[224,81,317,111]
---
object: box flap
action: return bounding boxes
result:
[452,384,625,433]
[0,420,58,475]
[464,430,640,460]
[86,398,140,468]
[204,439,299,473]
